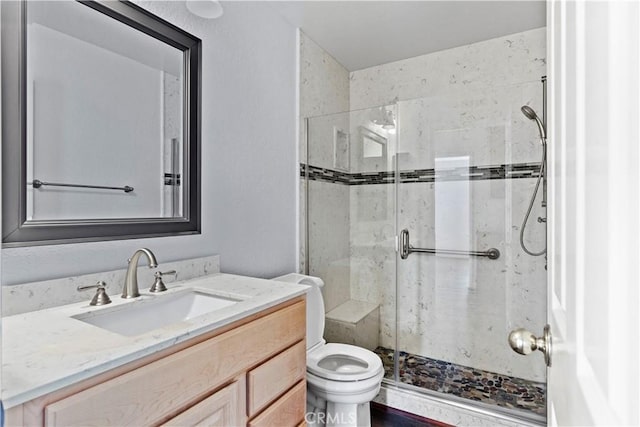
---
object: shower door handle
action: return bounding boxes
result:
[399,228,500,260]
[508,324,552,367]
[400,229,411,259]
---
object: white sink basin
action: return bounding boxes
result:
[72,289,242,336]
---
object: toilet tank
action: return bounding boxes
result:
[272,273,325,350]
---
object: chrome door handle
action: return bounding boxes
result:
[399,228,500,260]
[508,324,552,367]
[400,229,411,259]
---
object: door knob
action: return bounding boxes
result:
[508,324,552,367]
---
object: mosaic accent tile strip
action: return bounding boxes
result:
[163,172,181,186]
[301,163,541,185]
[374,347,546,417]
[302,164,352,184]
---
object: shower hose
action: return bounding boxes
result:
[520,143,547,256]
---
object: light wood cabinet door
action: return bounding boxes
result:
[247,341,306,417]
[248,381,306,427]
[162,379,246,427]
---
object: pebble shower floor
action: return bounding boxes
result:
[374,347,546,416]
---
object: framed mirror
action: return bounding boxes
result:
[1,0,201,246]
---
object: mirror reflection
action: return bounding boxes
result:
[2,0,201,246]
[26,1,184,220]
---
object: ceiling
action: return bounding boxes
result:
[269,1,546,71]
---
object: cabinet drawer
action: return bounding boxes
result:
[162,379,245,427]
[248,340,306,417]
[248,380,306,427]
[44,301,305,427]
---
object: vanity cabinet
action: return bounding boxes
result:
[162,380,245,426]
[5,297,306,427]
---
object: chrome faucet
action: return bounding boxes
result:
[122,248,158,298]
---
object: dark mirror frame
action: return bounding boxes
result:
[1,0,202,247]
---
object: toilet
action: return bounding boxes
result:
[273,273,384,427]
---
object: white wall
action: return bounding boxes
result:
[2,1,298,285]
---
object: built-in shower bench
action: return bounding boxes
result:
[324,299,380,351]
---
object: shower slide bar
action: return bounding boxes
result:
[400,229,500,260]
[31,179,134,193]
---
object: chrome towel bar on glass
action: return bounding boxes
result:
[400,229,500,260]
[31,179,134,193]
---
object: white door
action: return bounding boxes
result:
[547,0,640,425]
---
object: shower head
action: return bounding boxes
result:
[521,105,546,143]
[520,105,537,120]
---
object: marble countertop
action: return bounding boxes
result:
[1,273,307,409]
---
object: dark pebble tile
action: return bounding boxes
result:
[374,346,546,416]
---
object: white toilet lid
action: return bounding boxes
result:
[307,343,383,382]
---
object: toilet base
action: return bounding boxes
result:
[307,394,372,427]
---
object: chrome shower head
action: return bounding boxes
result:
[521,105,537,120]
[521,105,546,143]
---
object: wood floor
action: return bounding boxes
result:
[370,402,453,427]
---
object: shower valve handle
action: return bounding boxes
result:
[508,324,552,367]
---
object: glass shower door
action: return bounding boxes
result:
[305,105,397,379]
[393,82,547,419]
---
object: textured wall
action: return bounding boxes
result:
[350,28,547,110]
[2,1,299,285]
[299,33,350,120]
[3,256,220,316]
[299,32,351,311]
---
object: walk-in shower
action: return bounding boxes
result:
[302,76,548,424]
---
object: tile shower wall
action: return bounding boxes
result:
[349,28,547,382]
[299,32,351,311]
[349,28,546,111]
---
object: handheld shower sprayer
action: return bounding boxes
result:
[521,106,546,143]
[519,105,547,257]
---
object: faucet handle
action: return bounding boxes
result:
[77,281,112,306]
[149,270,177,293]
[160,270,177,277]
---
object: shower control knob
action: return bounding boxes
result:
[508,324,552,367]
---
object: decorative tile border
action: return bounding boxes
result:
[163,173,181,186]
[301,164,353,184]
[301,163,541,185]
[374,347,546,417]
